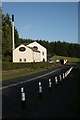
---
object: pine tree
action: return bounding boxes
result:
[2,13,12,61]
[0,7,2,60]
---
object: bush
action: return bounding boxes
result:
[2,62,51,70]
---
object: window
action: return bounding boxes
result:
[42,52,44,55]
[43,58,45,62]
[24,58,26,62]
[19,47,26,52]
[33,46,38,50]
[19,58,22,62]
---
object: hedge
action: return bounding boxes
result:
[2,62,51,70]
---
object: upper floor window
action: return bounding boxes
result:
[42,52,44,55]
[33,46,38,50]
[19,47,26,52]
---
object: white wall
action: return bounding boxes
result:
[27,42,47,62]
[33,52,41,62]
[13,44,33,63]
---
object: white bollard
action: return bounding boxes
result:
[39,85,42,93]
[55,76,58,87]
[49,79,52,87]
[48,79,52,91]
[38,82,42,98]
[63,73,65,79]
[66,71,68,77]
[59,75,62,82]
[21,87,24,93]
[21,92,26,108]
[21,92,25,101]
[65,72,67,78]
[55,77,58,84]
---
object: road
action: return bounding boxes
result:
[2,64,80,119]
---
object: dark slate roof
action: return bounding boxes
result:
[27,46,40,53]
[22,43,40,53]
[23,43,30,46]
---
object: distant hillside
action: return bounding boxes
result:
[53,55,80,63]
[19,39,80,58]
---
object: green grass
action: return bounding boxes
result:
[2,68,46,80]
[3,69,34,80]
[54,55,80,63]
[2,62,62,80]
[3,55,79,80]
[2,62,51,70]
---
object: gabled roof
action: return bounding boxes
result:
[27,46,40,53]
[23,43,30,46]
[14,43,40,53]
[27,41,46,50]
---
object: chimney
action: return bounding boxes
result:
[12,15,15,50]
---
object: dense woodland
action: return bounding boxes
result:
[2,11,80,62]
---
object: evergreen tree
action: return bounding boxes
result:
[0,7,2,59]
[2,13,12,61]
[14,27,20,47]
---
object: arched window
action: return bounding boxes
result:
[33,46,38,50]
[19,47,26,52]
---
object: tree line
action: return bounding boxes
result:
[2,12,80,62]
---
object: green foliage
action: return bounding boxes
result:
[0,7,2,59]
[14,27,20,47]
[2,62,51,70]
[55,55,80,63]
[18,39,80,58]
[2,13,12,60]
[2,13,20,62]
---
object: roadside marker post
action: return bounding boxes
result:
[59,75,62,83]
[21,87,24,93]
[63,73,65,80]
[38,82,42,98]
[64,72,66,78]
[65,72,68,78]
[21,92,26,109]
[48,79,52,92]
[21,87,26,109]
[55,76,58,87]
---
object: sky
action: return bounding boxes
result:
[2,2,78,43]
[1,0,79,2]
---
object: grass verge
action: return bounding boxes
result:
[54,55,80,63]
[2,63,62,80]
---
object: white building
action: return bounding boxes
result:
[12,15,47,63]
[13,41,47,63]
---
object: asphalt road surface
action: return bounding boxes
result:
[2,64,80,119]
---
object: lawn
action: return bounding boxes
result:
[54,55,80,63]
[2,55,80,80]
[2,62,61,80]
[2,68,45,80]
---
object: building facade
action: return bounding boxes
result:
[13,41,47,63]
